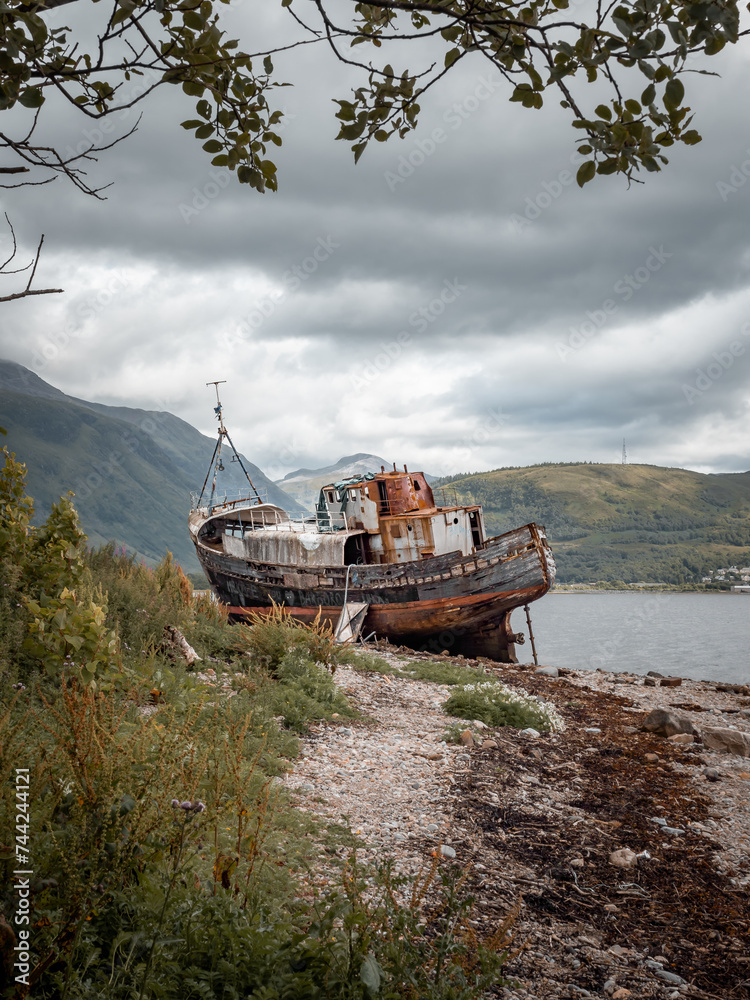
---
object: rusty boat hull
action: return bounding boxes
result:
[194,521,553,661]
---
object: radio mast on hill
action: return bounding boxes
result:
[622,439,627,465]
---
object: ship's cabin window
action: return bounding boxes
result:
[414,479,422,491]
[349,489,357,501]
[327,491,335,504]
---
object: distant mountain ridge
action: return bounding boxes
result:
[275,453,439,509]
[0,360,304,573]
[438,462,750,584]
[278,453,388,483]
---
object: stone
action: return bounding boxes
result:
[701,727,750,757]
[647,671,664,678]
[663,826,685,836]
[609,848,638,869]
[482,739,498,749]
[534,666,559,677]
[641,709,696,738]
[649,816,668,826]
[520,728,540,738]
[612,990,632,999]
[603,979,617,995]
[654,970,686,986]
[668,733,694,744]
[643,678,657,687]
[570,857,584,867]
[604,903,620,913]
[440,845,456,858]
[659,677,682,687]
[644,753,660,763]
[460,729,475,747]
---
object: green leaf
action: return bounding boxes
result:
[195,123,214,139]
[641,83,656,105]
[664,77,684,108]
[595,104,612,121]
[18,88,44,109]
[444,47,461,68]
[263,55,273,74]
[202,139,223,152]
[183,10,203,29]
[576,161,596,187]
[624,99,641,115]
[681,129,702,145]
[360,954,383,994]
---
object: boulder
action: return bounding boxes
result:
[641,708,696,738]
[659,677,682,687]
[534,666,559,677]
[700,727,750,757]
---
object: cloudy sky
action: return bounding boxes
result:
[2,1,750,481]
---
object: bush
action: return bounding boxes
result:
[443,679,564,732]
[238,604,343,675]
[262,648,356,731]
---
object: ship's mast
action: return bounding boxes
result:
[198,381,262,511]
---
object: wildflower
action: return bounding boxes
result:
[171,799,180,808]
[180,800,192,810]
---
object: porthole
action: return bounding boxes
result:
[453,517,459,524]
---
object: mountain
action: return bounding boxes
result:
[275,453,391,509]
[0,361,304,573]
[435,463,750,584]
[276,453,438,509]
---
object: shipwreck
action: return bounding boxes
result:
[189,390,556,662]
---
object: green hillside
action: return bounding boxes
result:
[0,362,304,573]
[436,463,750,584]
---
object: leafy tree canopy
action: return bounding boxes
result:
[0,0,746,200]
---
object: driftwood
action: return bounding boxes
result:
[162,625,201,666]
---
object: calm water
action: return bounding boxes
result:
[509,592,750,685]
